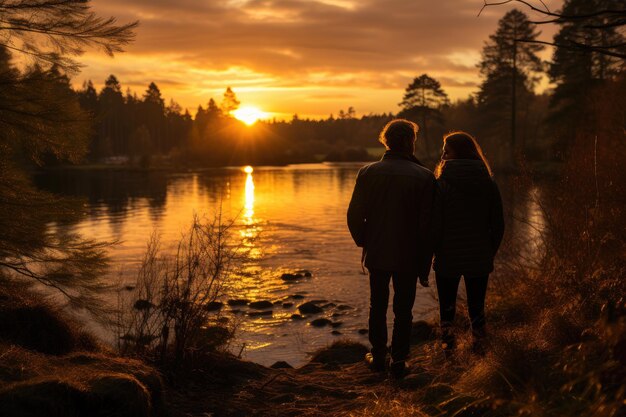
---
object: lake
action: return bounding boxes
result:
[35,163,543,367]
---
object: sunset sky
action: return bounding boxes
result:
[79,0,562,120]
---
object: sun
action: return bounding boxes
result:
[233,106,267,126]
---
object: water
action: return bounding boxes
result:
[34,163,543,367]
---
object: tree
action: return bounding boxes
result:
[221,87,240,115]
[139,82,166,153]
[477,9,544,160]
[338,107,356,119]
[548,0,625,137]
[398,74,449,159]
[0,2,136,313]
[98,75,126,157]
[0,0,137,73]
[479,0,626,59]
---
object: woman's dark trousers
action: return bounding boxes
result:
[368,269,418,363]
[435,274,489,339]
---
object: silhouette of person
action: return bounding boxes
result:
[347,119,435,378]
[432,131,504,356]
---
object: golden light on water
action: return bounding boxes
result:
[233,106,267,125]
[244,167,255,221]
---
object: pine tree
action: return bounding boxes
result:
[548,0,625,136]
[221,87,240,115]
[139,82,166,154]
[398,74,449,159]
[98,75,125,157]
[477,9,544,160]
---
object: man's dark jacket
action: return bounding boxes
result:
[347,151,436,278]
[432,159,505,277]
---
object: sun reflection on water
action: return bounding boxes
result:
[244,166,255,221]
[239,165,263,263]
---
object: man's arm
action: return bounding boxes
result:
[347,172,367,247]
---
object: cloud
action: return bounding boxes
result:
[80,0,561,117]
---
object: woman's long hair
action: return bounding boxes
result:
[435,131,492,178]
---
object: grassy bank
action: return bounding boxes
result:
[0,283,165,417]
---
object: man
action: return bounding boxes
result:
[347,119,435,379]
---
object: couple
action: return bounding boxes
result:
[347,119,505,379]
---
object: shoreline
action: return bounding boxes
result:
[33,159,565,178]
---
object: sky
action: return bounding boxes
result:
[78,0,562,120]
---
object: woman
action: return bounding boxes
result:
[432,131,505,354]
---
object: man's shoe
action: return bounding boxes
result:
[389,360,407,379]
[365,353,388,372]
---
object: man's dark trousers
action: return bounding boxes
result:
[368,269,418,362]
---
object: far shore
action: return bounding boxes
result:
[34,159,564,178]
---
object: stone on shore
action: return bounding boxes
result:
[270,361,293,369]
[310,340,369,365]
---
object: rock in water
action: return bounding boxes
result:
[248,310,273,317]
[204,301,223,311]
[297,302,323,314]
[281,273,300,281]
[310,318,332,327]
[249,300,274,309]
[228,299,250,306]
[133,299,154,311]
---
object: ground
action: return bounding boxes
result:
[166,326,495,417]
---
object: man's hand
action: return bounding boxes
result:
[419,276,429,287]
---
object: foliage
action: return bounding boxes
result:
[221,86,240,114]
[398,74,449,160]
[0,0,137,73]
[477,9,544,161]
[548,0,626,138]
[0,1,136,313]
[117,214,247,362]
[449,74,626,417]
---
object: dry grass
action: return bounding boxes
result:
[0,281,100,355]
[0,344,164,417]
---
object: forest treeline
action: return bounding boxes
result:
[2,5,622,170]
